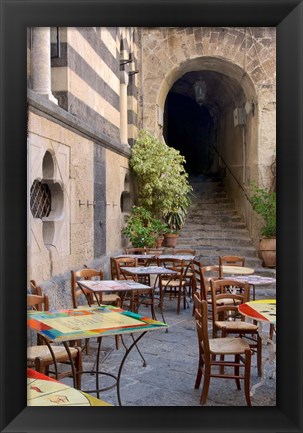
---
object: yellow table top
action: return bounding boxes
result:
[221,265,255,275]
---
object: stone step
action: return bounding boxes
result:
[189,202,235,211]
[178,245,258,258]
[189,209,239,217]
[178,236,254,247]
[178,175,276,277]
[183,221,247,229]
[180,226,250,235]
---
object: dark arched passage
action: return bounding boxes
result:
[164,92,214,175]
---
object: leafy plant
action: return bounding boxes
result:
[130,130,193,222]
[122,206,168,248]
[250,183,276,238]
[164,205,187,233]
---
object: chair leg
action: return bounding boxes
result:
[195,354,204,389]
[200,364,211,405]
[177,290,181,315]
[234,354,241,390]
[244,350,252,406]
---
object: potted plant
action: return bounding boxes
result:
[163,205,187,247]
[122,206,168,248]
[250,183,276,267]
[129,130,192,247]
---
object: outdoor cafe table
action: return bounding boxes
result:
[221,265,255,276]
[238,299,276,396]
[229,275,276,300]
[120,266,178,324]
[27,304,167,405]
[77,279,153,314]
[27,368,112,406]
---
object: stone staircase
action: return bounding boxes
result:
[178,176,276,279]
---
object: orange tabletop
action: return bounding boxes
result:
[238,299,276,324]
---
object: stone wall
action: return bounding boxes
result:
[27,91,131,309]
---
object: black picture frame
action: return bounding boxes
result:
[1,0,302,432]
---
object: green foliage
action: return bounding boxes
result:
[250,183,276,238]
[122,206,169,248]
[164,205,187,232]
[130,130,193,224]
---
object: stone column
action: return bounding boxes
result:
[119,70,129,145]
[31,27,58,104]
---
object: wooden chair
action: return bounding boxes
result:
[71,268,121,308]
[125,247,148,265]
[172,249,196,298]
[191,264,220,318]
[145,248,165,265]
[193,293,252,406]
[71,268,121,351]
[210,278,262,377]
[27,294,82,389]
[219,255,245,277]
[111,257,138,281]
[125,247,147,254]
[172,248,196,255]
[112,256,156,317]
[30,280,42,296]
[158,258,187,315]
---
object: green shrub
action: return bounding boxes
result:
[122,206,168,247]
[130,130,193,222]
[250,183,276,238]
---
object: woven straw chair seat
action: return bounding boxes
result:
[209,337,250,354]
[27,345,78,363]
[214,320,258,331]
[161,279,186,287]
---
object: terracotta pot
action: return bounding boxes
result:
[156,235,164,248]
[164,233,179,248]
[258,238,276,268]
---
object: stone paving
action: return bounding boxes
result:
[62,286,276,407]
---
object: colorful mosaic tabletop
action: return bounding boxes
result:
[238,299,276,324]
[27,305,167,342]
[27,368,112,406]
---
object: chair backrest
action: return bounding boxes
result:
[112,257,138,280]
[219,255,245,277]
[145,248,165,255]
[30,280,42,296]
[172,248,196,255]
[190,259,203,289]
[210,278,250,322]
[158,257,185,279]
[71,268,103,308]
[200,265,220,300]
[125,247,147,254]
[193,293,210,356]
[27,294,49,311]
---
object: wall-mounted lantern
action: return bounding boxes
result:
[194,80,207,106]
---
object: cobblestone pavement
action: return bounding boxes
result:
[62,286,276,407]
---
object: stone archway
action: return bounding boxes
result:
[140,27,276,237]
[159,57,258,182]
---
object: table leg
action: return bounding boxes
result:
[250,322,276,397]
[117,331,147,406]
